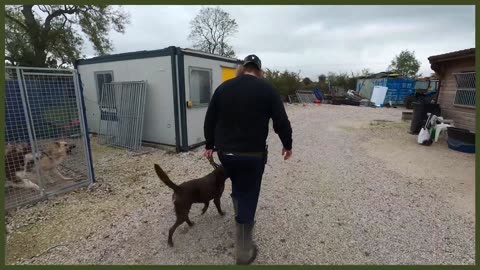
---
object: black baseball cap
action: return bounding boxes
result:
[243,54,262,69]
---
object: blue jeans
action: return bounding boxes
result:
[218,153,266,224]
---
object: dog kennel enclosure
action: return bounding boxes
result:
[4,66,95,209]
[76,46,241,152]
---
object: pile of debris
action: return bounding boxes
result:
[346,90,376,107]
[287,89,376,108]
[296,90,319,103]
[288,90,323,104]
[328,90,376,107]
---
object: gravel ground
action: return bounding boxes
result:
[5,104,475,265]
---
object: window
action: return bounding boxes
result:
[95,71,114,102]
[453,72,476,108]
[189,67,212,106]
[414,81,428,89]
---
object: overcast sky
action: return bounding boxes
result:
[83,5,475,79]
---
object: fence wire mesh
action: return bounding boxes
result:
[98,81,147,151]
[296,90,316,103]
[4,67,94,209]
[288,94,299,103]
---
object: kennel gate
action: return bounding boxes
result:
[296,90,316,103]
[4,66,94,209]
[97,81,147,151]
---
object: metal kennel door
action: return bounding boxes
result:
[98,81,147,151]
[5,66,94,209]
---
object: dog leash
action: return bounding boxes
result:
[207,148,220,168]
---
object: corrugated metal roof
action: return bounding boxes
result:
[358,71,402,79]
[428,48,475,63]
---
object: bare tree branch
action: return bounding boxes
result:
[39,5,51,15]
[44,5,78,31]
[5,13,28,31]
[188,7,238,57]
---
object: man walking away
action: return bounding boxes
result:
[204,54,293,265]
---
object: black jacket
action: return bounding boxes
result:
[204,74,292,152]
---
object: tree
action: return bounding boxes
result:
[325,72,358,93]
[264,68,302,98]
[5,5,129,67]
[302,77,313,86]
[188,7,238,58]
[318,74,327,83]
[360,68,372,76]
[388,49,421,78]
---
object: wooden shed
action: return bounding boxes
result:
[428,48,476,132]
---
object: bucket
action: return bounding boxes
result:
[447,127,475,144]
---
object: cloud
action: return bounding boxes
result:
[82,5,475,79]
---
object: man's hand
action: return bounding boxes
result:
[204,149,214,159]
[282,148,292,160]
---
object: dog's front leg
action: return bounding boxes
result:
[201,202,209,215]
[10,175,41,191]
[214,197,225,216]
[54,167,73,181]
[43,172,56,184]
[14,171,42,191]
[22,179,41,191]
[23,153,34,173]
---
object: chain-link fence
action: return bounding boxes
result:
[4,66,94,209]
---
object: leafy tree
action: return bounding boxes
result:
[360,68,372,76]
[264,68,302,98]
[388,49,421,78]
[188,7,238,58]
[302,77,313,86]
[5,5,129,67]
[325,72,358,93]
[318,74,327,83]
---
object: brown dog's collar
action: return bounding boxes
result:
[207,156,220,169]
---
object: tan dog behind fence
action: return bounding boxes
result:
[5,141,76,191]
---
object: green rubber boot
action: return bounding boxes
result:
[235,221,257,265]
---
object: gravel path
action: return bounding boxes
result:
[6,104,475,265]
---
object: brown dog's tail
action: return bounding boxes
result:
[154,164,182,193]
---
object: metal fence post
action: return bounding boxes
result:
[16,67,46,197]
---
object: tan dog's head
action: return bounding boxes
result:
[54,141,76,155]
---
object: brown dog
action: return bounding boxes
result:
[5,143,33,188]
[154,158,228,247]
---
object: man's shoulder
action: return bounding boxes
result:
[258,78,274,88]
[218,75,275,92]
[217,76,240,90]
[255,78,276,94]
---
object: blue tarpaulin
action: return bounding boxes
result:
[5,79,79,143]
[313,89,324,100]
